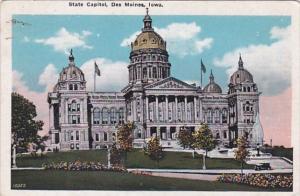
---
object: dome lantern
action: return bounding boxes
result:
[142,8,153,32]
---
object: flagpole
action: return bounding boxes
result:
[94,62,96,92]
[200,59,203,90]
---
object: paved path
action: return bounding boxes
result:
[127,168,293,174]
[150,172,219,181]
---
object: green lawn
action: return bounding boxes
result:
[11,170,291,191]
[17,149,254,169]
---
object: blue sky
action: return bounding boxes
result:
[13,15,291,94]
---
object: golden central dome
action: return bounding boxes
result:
[132,31,166,51]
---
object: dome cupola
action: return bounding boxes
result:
[203,70,222,93]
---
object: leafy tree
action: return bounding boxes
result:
[145,136,164,168]
[116,122,134,167]
[177,127,194,149]
[110,143,122,166]
[177,127,196,158]
[11,92,44,151]
[193,124,215,169]
[234,136,249,175]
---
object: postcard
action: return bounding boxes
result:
[0,1,299,195]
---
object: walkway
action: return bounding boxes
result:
[127,168,293,174]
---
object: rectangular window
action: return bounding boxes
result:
[95,133,99,141]
[72,115,77,124]
[76,131,79,140]
[77,104,80,112]
[70,132,74,141]
[77,116,80,124]
[68,104,71,111]
[104,132,108,141]
[55,133,59,144]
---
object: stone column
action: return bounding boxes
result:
[175,96,178,122]
[80,99,83,124]
[133,98,136,122]
[200,98,203,123]
[49,104,54,129]
[146,96,149,122]
[165,96,168,122]
[167,126,170,140]
[155,96,159,122]
[65,99,68,123]
[184,96,188,122]
[194,97,197,123]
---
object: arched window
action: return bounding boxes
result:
[222,109,228,123]
[69,84,73,90]
[110,107,116,124]
[247,87,251,92]
[137,129,142,138]
[71,100,76,112]
[93,107,101,124]
[102,107,109,124]
[74,84,78,90]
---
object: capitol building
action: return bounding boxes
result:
[48,11,263,151]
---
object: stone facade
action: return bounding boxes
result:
[47,12,262,151]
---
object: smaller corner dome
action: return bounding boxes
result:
[230,69,253,85]
[58,65,85,82]
[203,83,222,93]
[203,70,222,93]
[229,54,254,85]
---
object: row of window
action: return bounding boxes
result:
[204,109,228,124]
[93,107,125,125]
[94,132,116,142]
[131,54,168,63]
[69,84,79,91]
[129,66,170,81]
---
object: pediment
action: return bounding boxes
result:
[144,77,197,90]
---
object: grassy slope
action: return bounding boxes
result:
[11,170,291,191]
[17,149,254,169]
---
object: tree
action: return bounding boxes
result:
[30,135,49,157]
[177,127,194,149]
[177,127,195,158]
[145,136,164,168]
[193,124,215,169]
[116,122,134,167]
[234,136,249,175]
[11,92,44,152]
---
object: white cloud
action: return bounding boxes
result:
[121,22,213,58]
[35,27,93,54]
[213,25,291,96]
[38,63,59,92]
[120,31,140,47]
[183,80,200,86]
[80,58,128,91]
[22,36,30,42]
[13,70,50,136]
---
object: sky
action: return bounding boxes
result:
[12,14,292,147]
